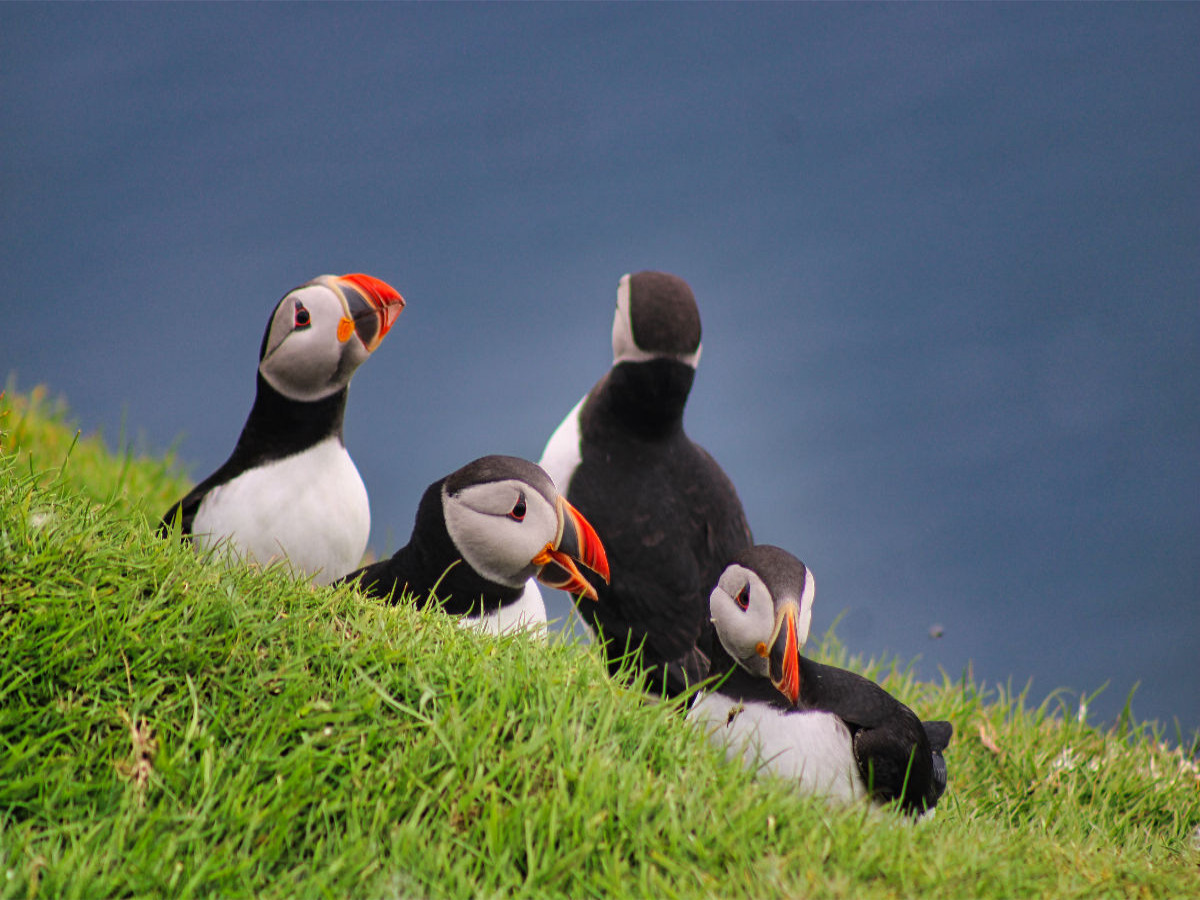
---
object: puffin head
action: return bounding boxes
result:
[709,545,815,707]
[611,270,703,369]
[258,273,405,402]
[441,456,610,600]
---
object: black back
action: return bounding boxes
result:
[337,476,523,616]
[159,373,347,536]
[568,359,752,696]
[796,657,950,814]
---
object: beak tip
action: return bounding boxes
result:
[339,273,406,319]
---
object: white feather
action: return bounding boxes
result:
[538,395,584,494]
[191,436,369,586]
[689,692,867,804]
[460,580,548,636]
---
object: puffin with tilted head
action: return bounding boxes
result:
[690,545,953,816]
[340,455,611,635]
[161,273,405,585]
[540,271,752,695]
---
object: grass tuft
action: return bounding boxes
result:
[1,387,1198,898]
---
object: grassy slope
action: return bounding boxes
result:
[1,386,1198,900]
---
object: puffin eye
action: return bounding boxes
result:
[508,492,527,522]
[294,302,311,329]
[735,585,750,611]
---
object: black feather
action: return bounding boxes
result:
[337,465,526,617]
[566,359,751,696]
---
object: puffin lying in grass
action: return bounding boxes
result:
[690,545,952,815]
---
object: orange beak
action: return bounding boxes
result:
[768,601,802,706]
[531,495,610,601]
[333,273,406,351]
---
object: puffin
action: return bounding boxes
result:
[689,545,952,816]
[340,455,611,634]
[160,273,405,585]
[540,271,752,695]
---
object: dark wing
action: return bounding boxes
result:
[692,443,754,555]
[160,488,203,538]
[337,556,403,600]
[798,657,938,813]
[157,460,243,538]
[796,657,910,730]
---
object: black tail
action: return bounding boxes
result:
[922,720,953,804]
[923,720,953,752]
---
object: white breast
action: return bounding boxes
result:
[190,436,370,585]
[538,396,585,495]
[689,692,866,805]
[459,580,548,637]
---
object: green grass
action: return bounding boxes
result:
[1,386,1198,899]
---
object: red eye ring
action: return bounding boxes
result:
[294,302,311,328]
[735,585,750,611]
[508,492,527,522]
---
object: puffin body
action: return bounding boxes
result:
[341,455,610,634]
[190,435,369,584]
[690,545,952,815]
[161,273,405,585]
[689,690,866,803]
[540,271,752,695]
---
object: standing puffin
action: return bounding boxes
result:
[690,545,952,815]
[161,273,405,585]
[340,455,611,634]
[540,271,752,695]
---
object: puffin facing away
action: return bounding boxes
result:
[539,271,752,695]
[690,545,952,816]
[340,455,611,634]
[161,273,405,585]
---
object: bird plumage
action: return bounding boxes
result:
[540,271,751,695]
[161,273,404,585]
[693,545,952,815]
[341,455,610,634]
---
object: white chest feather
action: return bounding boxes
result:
[191,437,369,585]
[459,580,548,637]
[538,396,584,495]
[689,692,866,804]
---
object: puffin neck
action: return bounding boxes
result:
[232,373,348,467]
[395,479,523,616]
[598,359,695,437]
[706,641,793,707]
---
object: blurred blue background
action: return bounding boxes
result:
[3,4,1197,735]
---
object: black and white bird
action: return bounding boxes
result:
[690,545,953,815]
[161,273,405,585]
[340,455,611,634]
[540,271,752,695]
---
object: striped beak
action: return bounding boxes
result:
[330,273,406,352]
[531,496,610,601]
[768,601,802,706]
